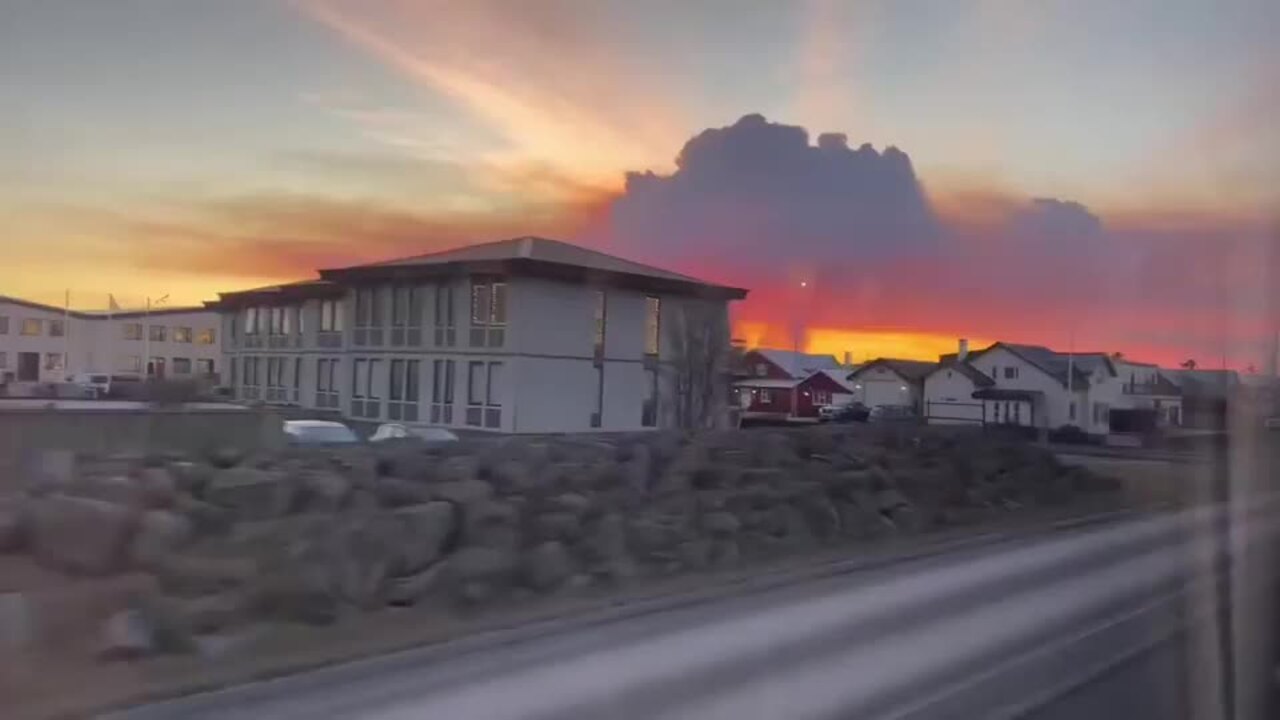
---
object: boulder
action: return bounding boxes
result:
[99,609,155,660]
[439,456,480,484]
[28,495,139,574]
[394,502,457,574]
[24,448,76,496]
[207,446,245,470]
[490,459,536,493]
[205,467,294,521]
[701,511,740,537]
[301,470,352,513]
[627,517,685,560]
[168,461,214,497]
[386,561,449,606]
[431,479,495,507]
[677,539,711,570]
[798,496,841,541]
[72,475,146,508]
[525,541,573,591]
[532,511,582,543]
[549,492,592,517]
[463,501,520,548]
[130,510,193,569]
[167,591,248,634]
[450,546,517,588]
[155,554,259,597]
[371,476,432,507]
[710,538,741,566]
[136,466,178,508]
[173,493,233,537]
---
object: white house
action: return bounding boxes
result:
[846,358,937,412]
[923,340,1183,436]
[0,295,221,387]
[211,236,748,434]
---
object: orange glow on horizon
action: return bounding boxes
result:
[736,321,993,363]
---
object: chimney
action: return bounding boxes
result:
[843,351,853,369]
[958,338,969,362]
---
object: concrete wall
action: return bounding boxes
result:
[0,404,283,494]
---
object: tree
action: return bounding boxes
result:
[666,299,732,430]
[1181,359,1198,370]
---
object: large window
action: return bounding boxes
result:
[431,358,455,423]
[390,286,423,346]
[350,358,382,417]
[48,319,64,337]
[388,359,421,421]
[434,284,456,346]
[642,368,659,427]
[644,296,661,356]
[149,324,166,342]
[121,355,141,373]
[593,290,607,362]
[21,318,42,336]
[320,299,342,332]
[465,360,503,427]
[292,356,302,401]
[355,288,380,328]
[197,328,216,345]
[44,353,65,371]
[468,279,507,347]
[0,316,8,334]
[196,358,215,377]
[174,326,192,343]
[0,352,6,369]
[172,357,192,375]
[315,358,340,408]
[123,322,142,341]
[244,307,258,335]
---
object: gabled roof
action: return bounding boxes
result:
[752,349,843,377]
[812,368,856,392]
[969,342,1097,389]
[848,358,937,383]
[320,236,748,300]
[734,377,802,389]
[926,361,996,387]
[1161,368,1240,399]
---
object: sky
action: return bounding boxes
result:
[2,0,1277,368]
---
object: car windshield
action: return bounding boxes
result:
[289,425,358,444]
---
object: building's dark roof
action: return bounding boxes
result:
[927,361,996,387]
[849,358,938,383]
[320,236,748,300]
[208,279,344,309]
[969,342,1100,389]
[0,294,211,320]
[1162,369,1240,400]
[753,349,843,377]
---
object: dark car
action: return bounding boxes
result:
[819,402,870,423]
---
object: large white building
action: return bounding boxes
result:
[0,295,221,387]
[210,237,748,433]
[923,340,1183,434]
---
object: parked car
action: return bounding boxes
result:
[868,404,916,423]
[283,420,361,447]
[819,402,869,423]
[66,372,112,398]
[369,423,460,444]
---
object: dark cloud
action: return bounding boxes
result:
[603,114,939,271]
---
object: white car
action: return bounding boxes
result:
[67,372,112,398]
[283,420,361,446]
[369,423,460,444]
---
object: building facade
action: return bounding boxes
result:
[0,295,221,386]
[210,237,747,434]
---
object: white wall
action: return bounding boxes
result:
[923,369,983,424]
[851,366,914,408]
[970,347,1069,429]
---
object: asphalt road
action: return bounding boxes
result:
[112,505,1270,720]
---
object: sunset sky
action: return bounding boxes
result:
[3,0,1277,367]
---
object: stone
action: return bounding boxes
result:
[169,591,248,634]
[173,493,233,537]
[525,541,573,591]
[431,479,495,507]
[28,495,139,574]
[0,499,23,553]
[72,475,146,507]
[798,496,841,541]
[251,558,338,625]
[701,511,740,537]
[586,513,628,562]
[710,538,740,566]
[549,492,592,517]
[99,609,154,660]
[677,539,712,570]
[24,448,76,495]
[394,501,457,574]
[205,467,293,520]
[386,562,449,606]
[491,459,536,493]
[207,446,245,470]
[463,501,520,548]
[450,546,517,585]
[876,488,911,512]
[130,510,193,569]
[168,461,214,497]
[623,444,652,493]
[532,511,582,543]
[301,470,352,513]
[439,456,480,484]
[155,554,259,597]
[136,466,178,508]
[627,517,685,559]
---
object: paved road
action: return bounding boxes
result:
[113,504,1273,720]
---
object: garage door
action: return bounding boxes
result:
[862,379,908,408]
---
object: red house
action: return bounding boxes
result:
[734,349,851,420]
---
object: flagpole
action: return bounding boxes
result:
[144,296,151,379]
[62,289,70,379]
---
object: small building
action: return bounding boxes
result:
[846,358,937,412]
[0,295,221,389]
[735,368,853,421]
[740,349,843,380]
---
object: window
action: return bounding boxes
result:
[196,358,214,376]
[434,284,456,346]
[813,389,831,406]
[293,306,303,335]
[387,359,422,421]
[0,352,6,369]
[21,318,42,336]
[293,357,302,389]
[123,322,142,340]
[121,355,141,373]
[352,359,367,398]
[642,368,659,426]
[644,296,661,356]
[1093,402,1110,425]
[367,359,382,399]
[466,360,503,427]
[149,325,166,342]
[355,288,380,328]
[172,357,192,374]
[0,316,8,334]
[245,307,258,335]
[467,361,485,407]
[593,290,607,361]
[390,359,406,401]
[469,279,507,347]
[431,358,456,422]
[320,299,343,332]
[148,357,165,378]
[173,326,192,343]
[197,328,216,344]
[44,353,65,371]
[1069,401,1076,421]
[48,319,64,337]
[1004,366,1018,379]
[282,308,293,336]
[391,287,417,327]
[315,358,340,408]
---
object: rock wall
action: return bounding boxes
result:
[0,426,1119,658]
